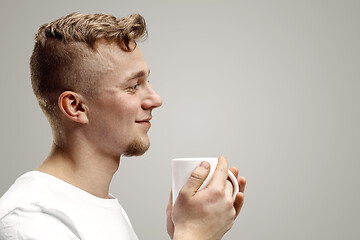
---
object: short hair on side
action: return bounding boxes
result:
[30,12,147,127]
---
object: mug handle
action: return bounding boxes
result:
[227,170,239,202]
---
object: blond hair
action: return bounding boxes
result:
[30,12,147,126]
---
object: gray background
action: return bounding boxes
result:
[1,0,359,239]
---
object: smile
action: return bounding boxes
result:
[135,121,151,128]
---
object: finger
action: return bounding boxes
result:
[166,190,175,238]
[208,156,229,189]
[238,176,246,193]
[234,192,245,217]
[229,166,239,178]
[224,179,233,199]
[167,190,173,213]
[180,161,211,197]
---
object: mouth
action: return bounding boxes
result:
[135,118,152,128]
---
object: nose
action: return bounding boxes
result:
[142,85,163,110]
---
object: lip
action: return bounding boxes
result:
[135,118,152,128]
[136,117,152,122]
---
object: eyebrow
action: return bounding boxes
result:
[126,69,150,82]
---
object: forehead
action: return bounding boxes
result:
[93,40,148,82]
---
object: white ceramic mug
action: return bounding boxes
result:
[172,157,239,205]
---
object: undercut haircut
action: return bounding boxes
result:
[30,12,147,126]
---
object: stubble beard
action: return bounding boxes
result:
[122,137,150,157]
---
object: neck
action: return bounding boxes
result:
[36,141,120,199]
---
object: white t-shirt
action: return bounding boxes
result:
[0,171,139,240]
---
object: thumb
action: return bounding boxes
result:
[180,161,211,197]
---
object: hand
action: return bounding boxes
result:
[166,156,246,240]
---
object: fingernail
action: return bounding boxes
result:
[200,161,210,169]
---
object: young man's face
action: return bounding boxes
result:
[84,40,162,157]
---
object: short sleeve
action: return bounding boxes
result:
[0,204,82,240]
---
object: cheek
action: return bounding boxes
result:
[90,94,141,128]
[113,98,141,122]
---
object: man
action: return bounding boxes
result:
[0,13,246,239]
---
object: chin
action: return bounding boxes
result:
[122,138,150,157]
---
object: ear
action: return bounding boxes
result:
[58,91,89,124]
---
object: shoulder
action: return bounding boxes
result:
[0,172,84,239]
[0,171,44,218]
[0,203,81,240]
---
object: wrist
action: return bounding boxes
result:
[173,231,202,240]
[173,228,214,240]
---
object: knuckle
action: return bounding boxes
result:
[225,179,233,189]
[217,164,228,174]
[176,189,189,204]
[190,168,205,181]
[232,208,237,219]
[225,198,234,210]
[212,188,225,199]
[226,221,235,231]
[177,189,187,199]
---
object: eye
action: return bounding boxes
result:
[131,83,140,90]
[126,83,141,92]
